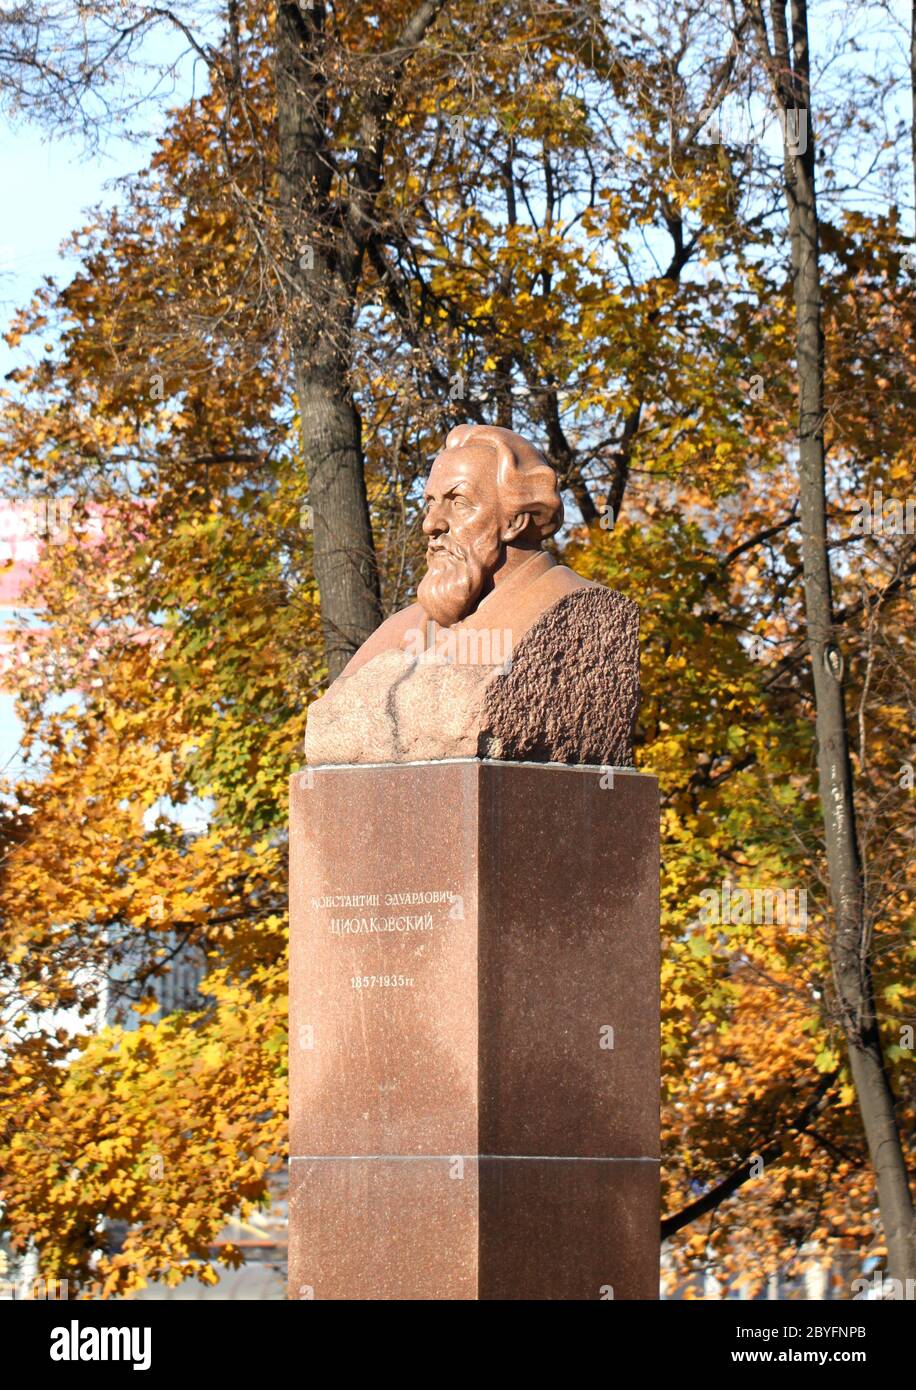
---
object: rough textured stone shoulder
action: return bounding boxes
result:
[305,585,639,768]
[479,587,639,767]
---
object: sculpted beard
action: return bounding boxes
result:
[418,530,502,627]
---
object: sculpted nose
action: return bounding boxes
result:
[422,503,445,536]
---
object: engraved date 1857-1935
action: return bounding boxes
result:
[351,974,415,990]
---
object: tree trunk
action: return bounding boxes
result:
[911,1,916,215]
[295,355,383,676]
[273,1,384,678]
[754,0,916,1283]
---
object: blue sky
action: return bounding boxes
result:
[0,124,154,776]
[0,129,139,377]
[0,16,203,777]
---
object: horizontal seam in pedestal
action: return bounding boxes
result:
[289,1154,660,1162]
[295,759,646,774]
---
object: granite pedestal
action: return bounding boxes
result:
[289,759,659,1300]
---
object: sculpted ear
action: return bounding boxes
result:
[501,511,532,543]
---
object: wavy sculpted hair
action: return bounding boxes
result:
[442,423,564,542]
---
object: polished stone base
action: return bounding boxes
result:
[288,760,659,1300]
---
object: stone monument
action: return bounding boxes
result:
[290,424,659,1299]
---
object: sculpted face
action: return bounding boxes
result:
[417,444,517,628]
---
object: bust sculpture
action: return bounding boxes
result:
[305,423,640,767]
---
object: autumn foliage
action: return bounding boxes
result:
[0,0,913,1297]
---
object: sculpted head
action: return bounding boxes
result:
[417,424,564,627]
